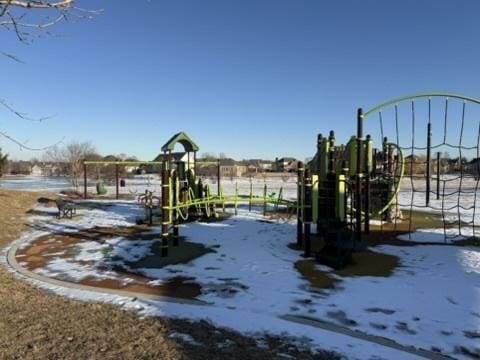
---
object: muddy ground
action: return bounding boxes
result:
[0,188,339,360]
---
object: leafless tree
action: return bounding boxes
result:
[44,141,97,188]
[1,1,101,149]
[200,152,218,161]
[1,1,100,47]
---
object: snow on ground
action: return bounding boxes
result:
[319,244,480,356]
[0,256,422,360]
[87,175,299,200]
[396,229,466,243]
[5,197,480,360]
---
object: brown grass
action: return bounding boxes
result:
[295,251,400,291]
[0,188,338,360]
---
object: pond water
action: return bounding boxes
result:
[0,176,73,192]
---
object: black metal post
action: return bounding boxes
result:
[217,159,221,196]
[297,161,304,247]
[382,137,388,172]
[355,108,364,244]
[197,178,204,217]
[83,160,87,199]
[327,131,336,224]
[263,183,267,216]
[317,134,323,233]
[148,192,153,226]
[115,163,119,200]
[364,135,371,234]
[194,151,197,175]
[328,131,335,174]
[437,151,441,200]
[387,141,393,175]
[161,164,170,257]
[249,179,252,212]
[172,171,179,246]
[304,168,312,257]
[426,122,432,206]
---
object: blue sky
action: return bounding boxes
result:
[2,0,479,161]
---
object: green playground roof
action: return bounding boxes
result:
[161,132,199,152]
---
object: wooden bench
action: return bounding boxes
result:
[56,198,77,219]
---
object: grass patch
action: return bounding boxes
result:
[128,237,215,269]
[337,251,399,277]
[295,260,337,289]
[405,210,444,229]
[295,251,400,290]
[370,209,444,232]
[0,189,54,248]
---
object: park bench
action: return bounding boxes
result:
[55,198,77,219]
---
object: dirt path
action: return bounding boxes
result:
[0,189,338,360]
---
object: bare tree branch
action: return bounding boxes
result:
[0,0,101,151]
[0,12,66,29]
[0,50,24,62]
[0,1,74,9]
[0,98,55,121]
[0,0,12,17]
[0,1,102,42]
[0,129,64,150]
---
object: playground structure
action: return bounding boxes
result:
[296,116,404,269]
[297,93,480,268]
[156,132,296,257]
[81,93,480,268]
[82,132,296,257]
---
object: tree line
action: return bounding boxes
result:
[1,141,138,189]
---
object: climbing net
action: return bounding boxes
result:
[363,93,480,241]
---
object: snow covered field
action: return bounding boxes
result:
[0,175,299,199]
[0,176,73,192]
[4,198,479,360]
[91,175,299,200]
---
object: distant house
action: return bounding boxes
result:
[153,152,189,164]
[465,158,480,177]
[275,157,298,172]
[218,159,247,178]
[193,158,246,178]
[246,164,258,173]
[238,159,273,174]
[149,152,190,174]
[123,166,138,174]
[220,165,247,178]
[30,164,43,176]
[46,163,62,176]
[28,163,60,176]
[237,160,256,174]
[404,155,425,175]
[259,162,273,171]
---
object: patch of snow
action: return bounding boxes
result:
[34,258,119,282]
[397,228,466,243]
[168,332,202,346]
